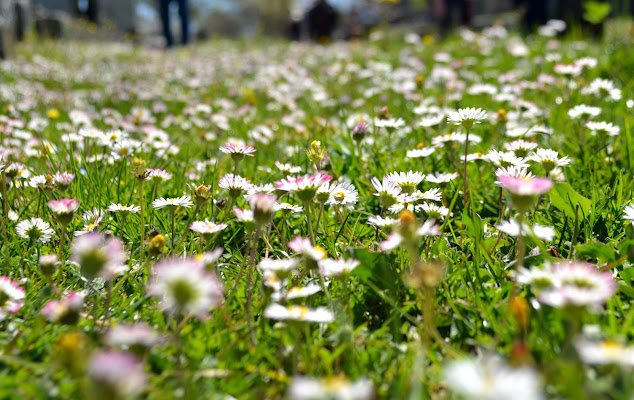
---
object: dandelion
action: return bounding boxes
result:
[16,217,54,244]
[149,258,224,319]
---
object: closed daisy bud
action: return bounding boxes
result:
[351,122,368,142]
[131,158,148,179]
[251,193,277,227]
[48,198,80,226]
[39,254,59,277]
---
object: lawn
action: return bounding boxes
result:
[1,22,634,399]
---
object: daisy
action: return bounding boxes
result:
[146,168,173,183]
[263,304,335,323]
[271,284,322,301]
[250,192,277,226]
[327,182,359,209]
[75,207,105,236]
[16,218,54,243]
[0,276,25,320]
[234,208,256,232]
[497,175,553,212]
[87,351,147,399]
[274,160,302,175]
[444,357,543,400]
[371,176,403,208]
[104,323,161,352]
[275,172,333,203]
[107,203,141,216]
[419,202,450,220]
[368,216,398,227]
[53,172,74,191]
[575,338,634,367]
[504,140,539,157]
[515,264,557,289]
[402,188,443,203]
[494,166,533,182]
[259,258,300,278]
[554,63,582,76]
[373,117,406,130]
[41,291,83,324]
[288,236,328,262]
[318,258,360,277]
[447,107,488,129]
[426,172,458,186]
[530,149,570,173]
[623,204,634,224]
[486,150,529,168]
[581,78,622,101]
[568,104,601,120]
[218,174,253,198]
[149,258,224,319]
[586,121,620,137]
[497,219,556,241]
[274,202,303,214]
[152,195,194,210]
[190,221,228,240]
[71,232,127,281]
[219,143,256,162]
[380,219,440,251]
[432,132,482,147]
[386,171,426,194]
[538,261,617,308]
[48,198,80,226]
[406,147,436,158]
[288,376,373,400]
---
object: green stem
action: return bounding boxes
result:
[138,179,145,266]
[303,201,315,244]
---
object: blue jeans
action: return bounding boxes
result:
[159,0,189,47]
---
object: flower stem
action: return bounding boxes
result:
[138,179,145,266]
[1,172,9,272]
[150,181,158,227]
[463,127,470,211]
[246,227,261,345]
[303,201,315,244]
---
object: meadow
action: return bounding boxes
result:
[1,21,634,399]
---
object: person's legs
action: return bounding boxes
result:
[177,0,190,45]
[159,0,174,47]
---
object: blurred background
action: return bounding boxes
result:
[0,0,633,55]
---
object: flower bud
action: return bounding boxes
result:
[510,295,530,332]
[39,254,59,277]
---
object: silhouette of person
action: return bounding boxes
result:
[158,0,190,47]
[305,0,339,41]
